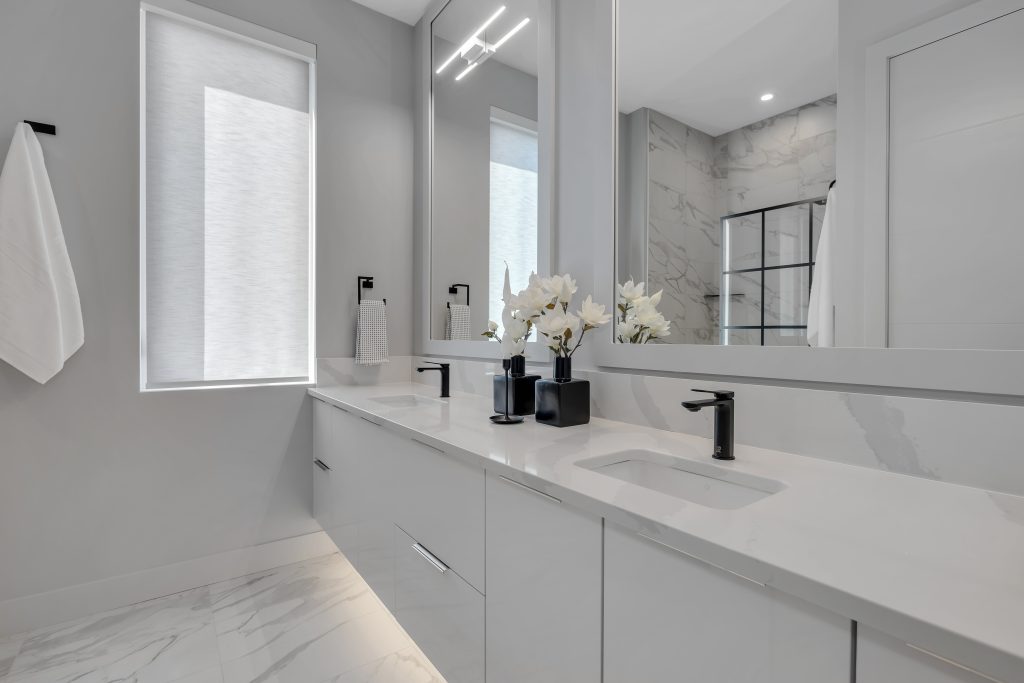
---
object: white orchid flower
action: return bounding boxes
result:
[543,273,578,304]
[487,320,498,333]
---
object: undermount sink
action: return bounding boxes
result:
[577,449,784,510]
[369,394,444,408]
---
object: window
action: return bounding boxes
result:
[140,1,316,390]
[488,108,538,335]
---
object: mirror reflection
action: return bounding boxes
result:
[430,0,541,342]
[616,0,837,346]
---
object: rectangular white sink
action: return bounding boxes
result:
[369,394,445,408]
[577,449,783,510]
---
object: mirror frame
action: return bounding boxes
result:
[415,0,557,361]
[592,0,1024,399]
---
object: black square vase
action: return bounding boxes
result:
[493,356,541,416]
[535,357,590,428]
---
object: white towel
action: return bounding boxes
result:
[356,299,388,365]
[807,186,836,347]
[0,122,83,383]
[445,303,472,340]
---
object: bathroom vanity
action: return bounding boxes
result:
[310,384,1020,683]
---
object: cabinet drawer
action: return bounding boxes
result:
[394,525,484,683]
[393,437,485,592]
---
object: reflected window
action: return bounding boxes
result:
[488,108,538,335]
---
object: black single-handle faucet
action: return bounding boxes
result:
[417,362,450,398]
[681,389,735,460]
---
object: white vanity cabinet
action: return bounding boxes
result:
[312,399,359,558]
[394,525,485,683]
[485,473,603,683]
[857,626,998,683]
[603,523,851,683]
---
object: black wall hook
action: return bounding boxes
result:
[24,120,56,136]
[357,276,385,305]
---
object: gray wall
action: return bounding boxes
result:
[431,49,537,339]
[0,0,413,605]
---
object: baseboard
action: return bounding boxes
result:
[0,530,336,637]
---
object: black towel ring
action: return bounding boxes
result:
[357,276,385,306]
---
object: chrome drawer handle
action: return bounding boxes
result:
[499,475,561,503]
[411,543,449,574]
[313,459,331,471]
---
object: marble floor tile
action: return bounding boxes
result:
[0,634,26,678]
[5,587,219,683]
[326,646,444,683]
[169,666,224,683]
[218,609,412,683]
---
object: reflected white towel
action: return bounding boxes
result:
[445,303,471,340]
[0,122,83,382]
[356,299,388,365]
[807,186,836,347]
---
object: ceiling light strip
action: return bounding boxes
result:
[492,17,530,50]
[435,5,507,74]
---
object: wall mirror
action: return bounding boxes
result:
[614,0,1024,356]
[428,0,551,349]
[615,0,838,348]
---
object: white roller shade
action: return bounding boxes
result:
[141,6,315,390]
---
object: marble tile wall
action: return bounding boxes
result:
[644,110,721,345]
[627,97,836,346]
[406,356,1024,498]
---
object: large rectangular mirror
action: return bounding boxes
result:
[614,0,1024,353]
[429,0,550,345]
[616,0,837,348]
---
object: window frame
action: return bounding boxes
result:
[139,0,317,392]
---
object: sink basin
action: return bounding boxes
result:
[369,394,444,408]
[577,449,783,509]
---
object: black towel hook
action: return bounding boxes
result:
[358,276,385,305]
[24,120,56,136]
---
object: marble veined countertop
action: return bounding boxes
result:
[309,383,1024,682]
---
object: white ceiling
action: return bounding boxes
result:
[618,0,838,136]
[348,0,432,26]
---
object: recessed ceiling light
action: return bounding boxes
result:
[760,93,775,102]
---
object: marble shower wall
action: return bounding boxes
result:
[404,356,1024,498]
[622,97,836,345]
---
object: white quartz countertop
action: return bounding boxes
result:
[309,383,1024,682]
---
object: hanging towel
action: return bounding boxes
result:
[356,299,388,365]
[445,303,472,340]
[0,122,83,383]
[807,186,836,347]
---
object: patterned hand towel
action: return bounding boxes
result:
[356,299,388,365]
[445,304,472,341]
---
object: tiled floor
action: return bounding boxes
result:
[0,554,445,683]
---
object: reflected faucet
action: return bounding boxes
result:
[682,389,735,460]
[417,362,450,398]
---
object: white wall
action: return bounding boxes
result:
[834,0,976,346]
[0,0,413,617]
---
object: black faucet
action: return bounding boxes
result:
[681,389,735,461]
[417,362,450,398]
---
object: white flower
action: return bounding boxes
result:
[511,284,553,319]
[500,333,526,359]
[617,319,639,340]
[578,295,612,327]
[617,279,645,302]
[542,273,578,304]
[647,315,672,338]
[505,316,528,343]
[538,311,580,340]
[634,291,666,326]
[487,320,498,333]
